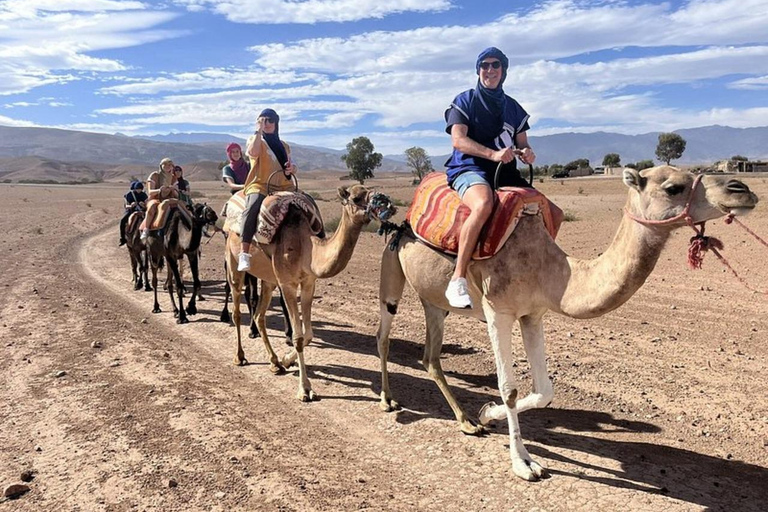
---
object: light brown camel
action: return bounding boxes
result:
[375,166,758,481]
[226,185,396,402]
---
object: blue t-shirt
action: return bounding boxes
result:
[124,190,148,209]
[444,89,530,186]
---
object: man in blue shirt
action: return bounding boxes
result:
[443,47,536,309]
[119,181,148,246]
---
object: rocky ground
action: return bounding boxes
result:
[1,173,767,511]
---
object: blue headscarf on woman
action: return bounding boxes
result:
[259,108,289,170]
[471,47,509,143]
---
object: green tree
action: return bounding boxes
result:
[341,136,382,184]
[602,153,621,167]
[731,155,748,162]
[655,132,686,164]
[404,146,434,183]
[564,158,590,171]
[636,159,655,170]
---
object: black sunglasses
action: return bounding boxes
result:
[479,60,502,70]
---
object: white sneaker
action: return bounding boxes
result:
[140,229,149,240]
[445,277,473,309]
[237,252,251,272]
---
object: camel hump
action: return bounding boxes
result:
[256,192,324,244]
[406,172,561,260]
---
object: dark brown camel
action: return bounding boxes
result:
[147,203,218,324]
[125,211,152,291]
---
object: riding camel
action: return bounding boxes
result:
[147,203,218,324]
[375,166,758,481]
[225,184,395,402]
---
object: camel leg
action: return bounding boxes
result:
[376,244,407,412]
[151,254,162,314]
[227,252,248,366]
[246,274,260,339]
[421,300,485,436]
[255,280,283,374]
[185,253,200,316]
[484,306,546,481]
[167,257,188,324]
[479,314,553,424]
[279,283,314,401]
[281,279,316,369]
[281,278,316,368]
[130,250,141,290]
[142,248,152,291]
[278,288,292,345]
[220,259,232,323]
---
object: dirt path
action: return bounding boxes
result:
[1,180,767,511]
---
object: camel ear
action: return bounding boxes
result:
[623,169,646,191]
[337,186,350,200]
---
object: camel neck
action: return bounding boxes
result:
[310,207,364,278]
[556,203,671,319]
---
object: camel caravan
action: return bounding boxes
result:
[119,88,761,480]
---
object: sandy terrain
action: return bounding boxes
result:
[1,173,767,511]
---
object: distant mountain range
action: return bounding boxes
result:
[0,125,766,183]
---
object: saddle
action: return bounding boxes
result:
[126,211,145,235]
[406,172,561,260]
[142,198,192,231]
[222,190,324,244]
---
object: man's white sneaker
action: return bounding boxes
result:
[237,252,251,272]
[139,229,149,240]
[445,277,473,309]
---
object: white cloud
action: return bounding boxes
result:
[172,0,452,24]
[0,2,184,95]
[248,0,768,73]
[99,69,325,96]
[0,113,35,126]
[729,75,768,90]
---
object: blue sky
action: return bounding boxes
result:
[1,0,767,156]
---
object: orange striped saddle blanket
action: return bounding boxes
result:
[223,191,324,244]
[406,172,560,260]
[141,199,192,231]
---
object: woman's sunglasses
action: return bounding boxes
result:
[479,61,502,70]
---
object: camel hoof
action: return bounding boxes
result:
[297,389,316,402]
[197,295,206,302]
[269,363,285,375]
[460,420,487,437]
[152,307,161,314]
[281,357,297,369]
[186,304,197,315]
[379,398,400,412]
[176,316,189,325]
[233,356,248,366]
[134,282,142,291]
[284,337,293,347]
[512,459,547,481]
[248,330,259,339]
[478,401,497,426]
[144,286,153,292]
[219,310,231,323]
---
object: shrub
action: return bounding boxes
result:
[563,210,579,222]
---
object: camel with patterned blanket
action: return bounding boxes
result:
[224,185,396,402]
[375,166,758,481]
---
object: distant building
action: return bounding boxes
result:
[734,160,768,173]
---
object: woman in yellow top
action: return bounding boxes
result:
[237,108,297,271]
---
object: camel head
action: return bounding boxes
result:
[337,185,397,225]
[193,202,219,228]
[623,165,758,226]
